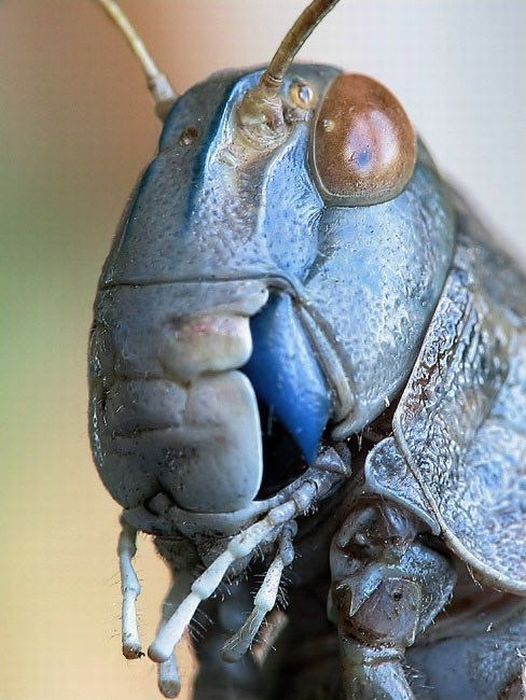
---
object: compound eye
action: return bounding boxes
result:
[313,74,417,206]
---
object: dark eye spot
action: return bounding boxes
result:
[179,125,199,146]
[356,148,372,170]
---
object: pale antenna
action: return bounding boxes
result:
[94,0,177,120]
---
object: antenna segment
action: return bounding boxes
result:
[237,0,343,146]
[262,0,342,97]
[94,0,177,120]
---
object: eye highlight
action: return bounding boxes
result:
[312,74,417,206]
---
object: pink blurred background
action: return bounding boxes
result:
[1,2,524,699]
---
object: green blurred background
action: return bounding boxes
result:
[1,2,524,699]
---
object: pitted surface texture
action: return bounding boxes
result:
[391,234,526,592]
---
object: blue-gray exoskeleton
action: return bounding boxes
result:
[88,2,526,698]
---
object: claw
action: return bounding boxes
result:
[337,563,386,617]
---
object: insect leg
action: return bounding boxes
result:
[330,499,456,700]
[156,571,193,698]
[221,523,296,663]
[148,523,282,663]
[117,519,142,659]
[149,449,348,664]
[192,580,265,700]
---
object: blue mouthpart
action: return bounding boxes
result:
[243,294,331,464]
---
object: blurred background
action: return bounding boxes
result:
[1,2,525,699]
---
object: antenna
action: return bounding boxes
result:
[262,0,341,96]
[94,0,177,120]
[238,0,343,145]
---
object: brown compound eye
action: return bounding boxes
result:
[312,74,417,206]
